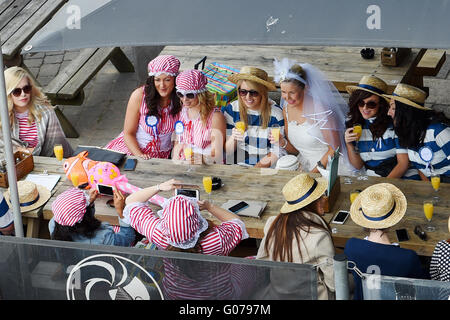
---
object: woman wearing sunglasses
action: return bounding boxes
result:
[223,66,284,167]
[1,67,73,157]
[105,55,182,160]
[171,69,226,164]
[344,75,411,178]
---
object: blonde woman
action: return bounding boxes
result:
[172,69,226,164]
[1,67,73,157]
[223,66,284,168]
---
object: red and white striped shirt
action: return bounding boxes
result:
[15,111,38,148]
[124,202,246,256]
[105,87,179,158]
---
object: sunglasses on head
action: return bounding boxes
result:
[238,89,259,97]
[176,91,197,99]
[357,100,378,109]
[11,85,32,97]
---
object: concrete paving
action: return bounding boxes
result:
[23,47,450,152]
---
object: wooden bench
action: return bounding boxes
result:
[44,47,135,138]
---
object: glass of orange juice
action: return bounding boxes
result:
[353,124,362,153]
[271,124,280,143]
[235,121,246,135]
[53,144,64,161]
[203,176,212,202]
[184,145,194,172]
[350,189,361,204]
[423,200,436,232]
[430,172,440,202]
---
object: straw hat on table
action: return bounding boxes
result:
[383,83,431,110]
[4,181,51,213]
[350,183,407,229]
[228,66,277,91]
[346,75,389,101]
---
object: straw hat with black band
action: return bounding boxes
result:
[350,183,407,229]
[4,181,51,213]
[280,173,328,214]
[383,83,431,111]
[228,66,277,92]
[346,75,389,100]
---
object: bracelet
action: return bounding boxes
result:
[156,184,160,192]
[280,138,288,148]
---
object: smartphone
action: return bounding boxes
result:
[396,228,409,242]
[123,158,137,171]
[331,210,350,224]
[228,201,249,214]
[97,183,114,196]
[174,188,199,200]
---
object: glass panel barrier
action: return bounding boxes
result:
[362,273,450,300]
[0,236,318,300]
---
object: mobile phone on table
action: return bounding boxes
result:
[331,210,350,224]
[396,228,409,242]
[123,158,137,171]
[174,188,200,200]
[228,201,249,214]
[97,183,114,196]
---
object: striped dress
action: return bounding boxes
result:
[407,122,450,179]
[15,111,39,148]
[123,202,248,256]
[178,107,219,157]
[105,88,179,158]
[222,100,284,166]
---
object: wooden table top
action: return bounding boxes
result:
[10,156,450,257]
[160,45,422,93]
[1,0,68,60]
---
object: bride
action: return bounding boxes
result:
[271,58,353,174]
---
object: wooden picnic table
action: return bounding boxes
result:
[1,0,68,67]
[160,45,445,94]
[9,156,450,257]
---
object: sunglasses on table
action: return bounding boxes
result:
[176,91,197,99]
[11,85,32,97]
[238,89,260,97]
[357,100,378,109]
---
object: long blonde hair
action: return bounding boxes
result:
[237,80,271,129]
[197,90,216,123]
[2,67,51,128]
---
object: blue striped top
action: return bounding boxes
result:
[222,100,284,165]
[407,122,450,178]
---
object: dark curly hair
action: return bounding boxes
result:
[346,89,391,140]
[144,76,181,120]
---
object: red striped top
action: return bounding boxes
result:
[15,111,38,148]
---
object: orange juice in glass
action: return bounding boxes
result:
[235,121,246,135]
[184,146,193,160]
[423,200,435,232]
[271,127,280,142]
[430,172,440,202]
[353,124,362,152]
[203,176,212,201]
[350,189,361,204]
[53,144,63,161]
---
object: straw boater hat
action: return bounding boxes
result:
[350,183,407,229]
[175,69,208,95]
[4,181,51,213]
[280,173,328,214]
[346,75,388,99]
[51,188,90,226]
[147,55,180,77]
[228,66,277,91]
[383,83,431,110]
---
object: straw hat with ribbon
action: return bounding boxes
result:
[350,183,407,229]
[383,83,431,110]
[280,173,328,214]
[346,75,388,99]
[228,66,277,91]
[4,181,51,213]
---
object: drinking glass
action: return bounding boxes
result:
[349,189,361,204]
[271,124,280,143]
[353,124,362,153]
[184,145,194,172]
[53,144,64,161]
[430,172,440,202]
[203,176,212,202]
[235,121,246,135]
[423,200,436,232]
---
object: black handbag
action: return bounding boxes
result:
[365,157,398,177]
[74,145,126,166]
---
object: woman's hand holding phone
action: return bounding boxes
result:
[113,187,125,218]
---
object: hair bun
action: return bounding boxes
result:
[289,64,307,80]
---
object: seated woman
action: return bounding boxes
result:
[344,75,411,178]
[123,178,248,255]
[256,173,335,300]
[223,66,284,168]
[272,58,351,174]
[385,83,450,182]
[430,216,450,281]
[1,67,73,157]
[105,55,182,159]
[171,69,226,164]
[344,183,428,300]
[49,187,135,246]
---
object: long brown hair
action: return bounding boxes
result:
[144,75,181,119]
[237,80,271,129]
[197,91,217,124]
[264,202,332,262]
